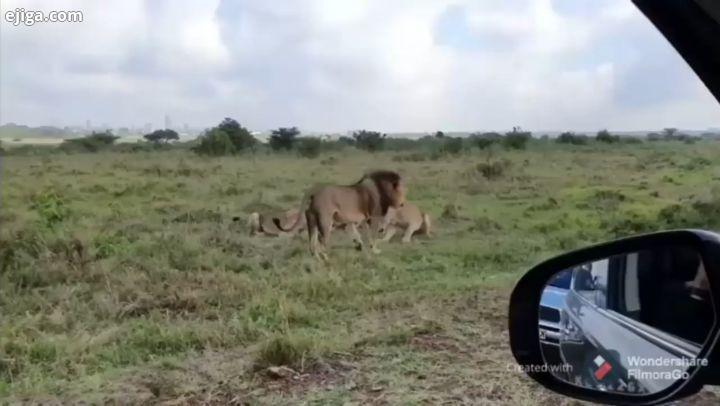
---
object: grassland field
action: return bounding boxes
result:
[2,140,720,404]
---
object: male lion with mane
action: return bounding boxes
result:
[273,170,406,260]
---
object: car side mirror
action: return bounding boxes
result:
[509,229,720,405]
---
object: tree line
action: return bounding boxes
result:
[2,117,715,158]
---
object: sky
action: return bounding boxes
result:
[1,0,719,133]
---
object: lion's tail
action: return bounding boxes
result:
[420,213,432,237]
[273,194,311,232]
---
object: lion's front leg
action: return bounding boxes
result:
[361,218,381,254]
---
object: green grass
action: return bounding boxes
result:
[2,141,720,404]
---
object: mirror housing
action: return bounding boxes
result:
[509,229,720,405]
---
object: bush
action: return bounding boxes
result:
[556,132,588,145]
[503,127,532,150]
[353,130,386,152]
[60,131,119,153]
[646,132,662,141]
[475,159,511,180]
[338,136,355,146]
[622,137,643,144]
[30,188,70,227]
[600,211,658,238]
[255,334,313,369]
[657,196,720,230]
[646,128,697,142]
[469,132,501,150]
[441,137,464,155]
[596,129,620,143]
[296,137,322,158]
[218,118,257,151]
[192,129,236,156]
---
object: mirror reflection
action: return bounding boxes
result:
[539,245,714,395]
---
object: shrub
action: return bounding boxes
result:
[440,203,462,220]
[646,132,662,141]
[255,334,313,369]
[600,211,658,238]
[469,132,501,150]
[503,127,532,150]
[337,136,355,146]
[296,137,322,158]
[647,128,697,142]
[60,130,119,153]
[441,137,464,155]
[475,159,511,180]
[596,129,620,143]
[192,129,236,156]
[657,195,720,230]
[556,132,588,145]
[622,137,643,144]
[218,118,257,151]
[29,188,70,227]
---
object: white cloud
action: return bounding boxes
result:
[0,0,718,132]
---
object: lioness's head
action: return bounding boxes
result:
[366,170,406,212]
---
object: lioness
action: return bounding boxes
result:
[274,170,406,260]
[379,202,431,243]
[235,209,306,237]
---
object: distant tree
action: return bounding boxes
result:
[297,137,323,158]
[662,128,678,138]
[556,131,588,145]
[469,132,502,149]
[353,130,386,152]
[217,117,256,151]
[503,126,532,150]
[193,128,236,156]
[434,130,445,138]
[144,129,179,144]
[268,127,300,151]
[596,129,620,143]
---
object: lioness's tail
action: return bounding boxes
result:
[420,213,432,237]
[247,212,262,236]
